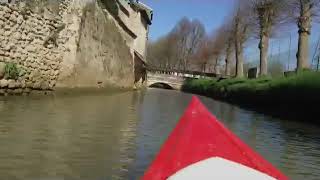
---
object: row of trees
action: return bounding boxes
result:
[147,18,206,71]
[148,0,320,77]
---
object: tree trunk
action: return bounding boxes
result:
[214,57,219,74]
[202,63,207,72]
[225,58,231,76]
[297,32,310,70]
[235,40,244,78]
[296,2,311,71]
[225,44,232,76]
[259,34,269,76]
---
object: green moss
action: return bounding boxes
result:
[4,63,24,80]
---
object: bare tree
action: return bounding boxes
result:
[289,0,320,70]
[212,23,235,76]
[251,0,286,76]
[147,35,177,70]
[232,3,251,78]
[171,18,206,71]
[192,29,228,74]
[212,36,225,74]
[225,31,234,76]
[147,18,205,71]
[192,38,213,72]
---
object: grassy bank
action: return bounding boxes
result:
[181,72,320,123]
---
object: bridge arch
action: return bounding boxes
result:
[149,82,174,90]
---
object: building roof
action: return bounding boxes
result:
[130,1,153,25]
[116,0,153,25]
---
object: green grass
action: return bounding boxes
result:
[182,72,320,122]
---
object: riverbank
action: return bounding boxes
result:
[0,84,133,96]
[181,71,320,123]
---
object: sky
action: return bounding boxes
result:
[140,0,236,41]
[140,0,320,70]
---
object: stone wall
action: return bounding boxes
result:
[0,0,135,95]
[0,3,63,95]
[57,1,134,87]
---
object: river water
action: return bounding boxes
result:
[0,88,319,180]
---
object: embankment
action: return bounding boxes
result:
[181,72,320,123]
[0,0,135,96]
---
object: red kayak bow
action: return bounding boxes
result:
[142,96,288,180]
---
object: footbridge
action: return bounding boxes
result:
[146,68,224,90]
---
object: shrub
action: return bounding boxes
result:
[182,71,320,103]
[4,63,22,80]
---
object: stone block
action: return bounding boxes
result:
[17,16,23,25]
[4,13,10,19]
[11,24,19,32]
[26,81,33,88]
[0,89,5,96]
[3,24,11,31]
[15,81,22,88]
[33,82,41,89]
[0,62,5,79]
[40,81,49,90]
[26,45,37,53]
[0,79,8,88]
[12,32,21,40]
[4,30,11,37]
[0,19,4,27]
[53,69,60,75]
[8,80,16,89]
[9,13,17,23]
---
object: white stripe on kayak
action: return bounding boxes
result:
[167,157,276,180]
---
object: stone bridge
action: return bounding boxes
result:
[147,72,186,90]
[146,68,224,90]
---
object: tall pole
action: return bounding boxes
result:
[288,34,292,71]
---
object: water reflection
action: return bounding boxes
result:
[0,93,140,180]
[0,89,319,180]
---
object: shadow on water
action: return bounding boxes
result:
[149,83,174,90]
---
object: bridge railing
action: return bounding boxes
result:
[146,67,230,78]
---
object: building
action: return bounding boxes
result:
[0,0,153,90]
[108,0,153,61]
[104,0,152,84]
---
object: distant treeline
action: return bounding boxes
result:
[148,0,320,77]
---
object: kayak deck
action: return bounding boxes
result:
[142,96,288,180]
